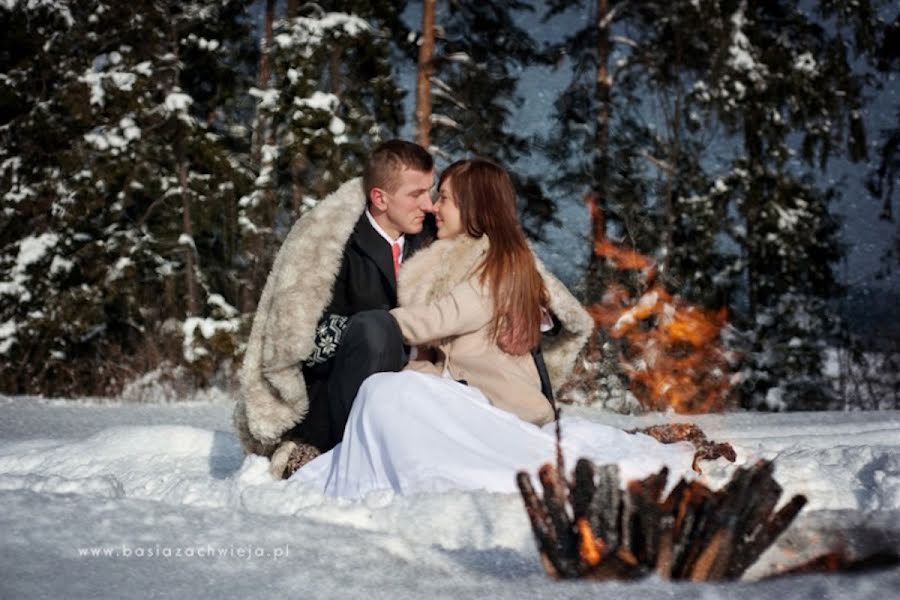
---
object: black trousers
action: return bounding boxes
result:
[326,309,407,446]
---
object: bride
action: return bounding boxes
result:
[291,159,695,498]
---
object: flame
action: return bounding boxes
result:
[584,197,735,413]
[576,518,605,567]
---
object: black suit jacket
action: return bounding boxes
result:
[328,214,554,405]
[326,213,424,315]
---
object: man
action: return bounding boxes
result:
[234,140,435,478]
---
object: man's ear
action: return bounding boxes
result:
[369,187,389,212]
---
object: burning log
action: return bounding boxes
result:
[517,458,810,581]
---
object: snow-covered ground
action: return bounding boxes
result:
[1,394,898,599]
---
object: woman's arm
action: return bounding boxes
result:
[390,279,492,345]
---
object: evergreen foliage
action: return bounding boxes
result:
[0,0,894,410]
[0,0,257,395]
[424,0,555,237]
[541,0,883,409]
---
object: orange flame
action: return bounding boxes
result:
[584,195,735,413]
[576,518,605,567]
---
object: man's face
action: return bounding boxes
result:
[373,168,434,237]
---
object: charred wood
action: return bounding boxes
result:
[516,458,809,581]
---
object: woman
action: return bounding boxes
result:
[292,160,694,498]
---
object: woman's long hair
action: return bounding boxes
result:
[439,159,549,356]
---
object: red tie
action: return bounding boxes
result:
[391,242,402,279]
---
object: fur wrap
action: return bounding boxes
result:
[233,178,366,456]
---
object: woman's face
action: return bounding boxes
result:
[434,178,465,239]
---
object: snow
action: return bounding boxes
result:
[726,1,766,84]
[277,13,370,54]
[249,87,279,110]
[177,234,195,249]
[764,385,787,411]
[84,129,129,151]
[328,115,347,136]
[106,256,132,282]
[430,113,462,130]
[795,52,818,75]
[0,395,897,598]
[0,232,58,302]
[79,68,137,106]
[207,294,238,318]
[2,0,74,26]
[0,319,16,354]
[164,91,193,114]
[182,316,240,362]
[133,61,152,77]
[294,91,339,112]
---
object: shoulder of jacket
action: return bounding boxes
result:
[285,178,366,241]
[398,234,489,305]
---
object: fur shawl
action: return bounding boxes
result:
[233,177,366,456]
[397,234,594,394]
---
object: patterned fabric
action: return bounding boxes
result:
[304,313,349,366]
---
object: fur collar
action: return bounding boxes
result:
[398,234,489,307]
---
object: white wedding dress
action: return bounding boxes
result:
[291,371,696,499]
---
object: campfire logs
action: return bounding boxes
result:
[516,458,807,581]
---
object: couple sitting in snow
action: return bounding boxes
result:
[234,140,695,498]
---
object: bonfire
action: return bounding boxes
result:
[576,193,737,413]
[517,196,898,582]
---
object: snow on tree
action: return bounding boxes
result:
[238,2,407,306]
[0,0,256,395]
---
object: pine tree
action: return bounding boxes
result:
[0,0,256,395]
[867,9,899,270]
[413,0,553,237]
[241,2,407,274]
[542,0,882,409]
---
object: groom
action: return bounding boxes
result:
[234,140,436,478]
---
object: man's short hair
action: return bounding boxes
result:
[363,140,433,198]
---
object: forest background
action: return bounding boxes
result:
[1,0,898,412]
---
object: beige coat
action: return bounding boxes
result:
[391,234,594,426]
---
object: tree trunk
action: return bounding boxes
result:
[285,0,305,218]
[168,15,199,318]
[584,0,611,305]
[743,109,764,323]
[329,45,343,173]
[252,0,275,165]
[661,27,684,275]
[178,160,199,317]
[415,0,436,148]
[290,154,307,220]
